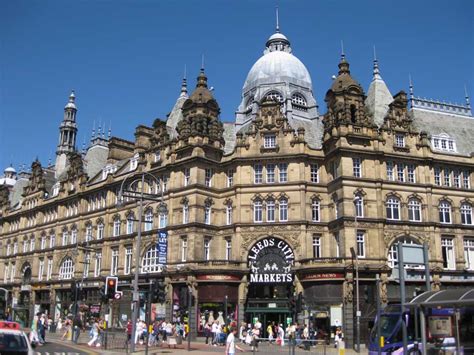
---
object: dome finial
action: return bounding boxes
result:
[201,54,205,72]
[338,41,350,75]
[340,40,345,61]
[180,65,188,98]
[276,6,280,33]
[409,74,415,108]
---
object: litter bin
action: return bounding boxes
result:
[337,340,345,355]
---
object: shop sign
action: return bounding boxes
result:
[197,275,240,281]
[248,237,294,283]
[268,303,277,308]
[157,230,168,266]
[303,273,344,281]
[90,304,101,314]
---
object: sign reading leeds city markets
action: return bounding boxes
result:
[248,237,295,283]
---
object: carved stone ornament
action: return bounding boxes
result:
[343,278,353,304]
[151,119,171,148]
[240,229,301,257]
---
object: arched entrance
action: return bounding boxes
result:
[245,236,295,335]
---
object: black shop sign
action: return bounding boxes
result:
[248,237,294,283]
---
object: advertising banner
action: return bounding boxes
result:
[157,230,168,265]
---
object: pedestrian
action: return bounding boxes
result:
[334,327,343,348]
[238,322,246,343]
[225,327,244,355]
[72,314,82,344]
[125,320,133,346]
[29,315,41,346]
[266,322,274,342]
[211,320,219,346]
[87,318,100,347]
[204,322,211,344]
[135,319,144,345]
[37,314,46,344]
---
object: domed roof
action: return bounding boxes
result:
[5,166,16,173]
[267,32,289,42]
[243,50,312,90]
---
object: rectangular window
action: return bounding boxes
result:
[183,204,189,224]
[97,224,104,240]
[46,259,53,281]
[444,169,451,187]
[408,201,422,222]
[454,170,461,188]
[204,238,211,261]
[181,238,187,262]
[397,163,405,182]
[266,164,275,183]
[434,167,441,186]
[38,259,44,281]
[463,171,471,189]
[94,252,102,277]
[71,229,77,244]
[41,236,46,250]
[254,164,263,184]
[204,206,211,225]
[226,205,233,225]
[23,241,28,253]
[311,200,320,222]
[4,264,9,283]
[264,134,276,148]
[144,211,153,232]
[83,253,90,278]
[205,168,213,187]
[30,239,34,252]
[159,213,167,229]
[86,225,93,242]
[227,169,234,187]
[62,232,68,246]
[334,233,340,258]
[433,138,440,149]
[111,248,119,276]
[10,263,15,283]
[357,231,365,258]
[387,161,394,181]
[408,164,416,183]
[184,168,190,186]
[441,238,456,270]
[310,164,319,183]
[279,163,288,183]
[225,239,232,260]
[126,219,134,234]
[464,239,474,270]
[266,201,275,222]
[49,234,55,248]
[353,158,362,178]
[124,246,133,275]
[355,197,363,218]
[13,242,17,254]
[279,199,288,222]
[113,220,121,237]
[312,235,321,258]
[254,201,263,223]
[395,134,405,148]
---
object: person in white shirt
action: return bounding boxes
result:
[226,327,244,355]
[211,320,219,346]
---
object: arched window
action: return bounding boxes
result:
[461,203,473,225]
[204,201,212,225]
[144,209,154,232]
[85,223,93,242]
[439,201,452,224]
[59,257,75,280]
[388,238,422,268]
[182,202,189,224]
[141,245,162,273]
[97,222,104,240]
[266,199,275,222]
[311,199,320,222]
[126,213,135,234]
[279,198,288,221]
[159,207,168,229]
[291,93,307,106]
[254,199,263,223]
[386,197,400,220]
[408,199,422,222]
[245,96,254,112]
[264,91,284,103]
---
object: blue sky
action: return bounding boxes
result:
[1,0,473,172]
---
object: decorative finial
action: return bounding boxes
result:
[201,54,205,72]
[276,6,280,33]
[82,136,86,153]
[98,118,102,137]
[409,74,415,108]
[337,41,350,75]
[108,120,112,140]
[69,90,75,101]
[372,45,381,80]
[465,85,471,109]
[180,66,188,98]
[340,40,345,60]
[91,120,96,139]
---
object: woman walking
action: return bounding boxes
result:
[87,318,101,347]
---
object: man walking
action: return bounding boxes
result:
[225,327,244,355]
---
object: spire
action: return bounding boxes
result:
[465,85,471,109]
[108,120,112,140]
[196,67,208,88]
[372,45,381,80]
[409,74,415,108]
[338,41,350,75]
[91,120,96,139]
[64,90,77,110]
[275,6,280,33]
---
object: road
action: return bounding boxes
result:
[32,341,95,355]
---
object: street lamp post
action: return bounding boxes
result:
[118,171,165,353]
[353,196,361,353]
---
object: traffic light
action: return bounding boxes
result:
[70,281,77,302]
[296,292,304,313]
[105,276,118,299]
[156,280,166,303]
[289,296,296,314]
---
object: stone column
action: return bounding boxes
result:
[343,270,354,348]
[186,276,198,340]
[164,277,173,321]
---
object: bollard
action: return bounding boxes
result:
[338,339,345,355]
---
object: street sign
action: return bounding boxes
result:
[157,230,168,266]
[402,244,425,265]
[114,291,123,300]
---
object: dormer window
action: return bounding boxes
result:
[52,183,60,197]
[291,93,307,111]
[264,91,283,103]
[432,134,456,153]
[395,134,405,148]
[264,134,276,149]
[130,153,139,171]
[154,151,161,163]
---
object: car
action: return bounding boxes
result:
[0,321,35,355]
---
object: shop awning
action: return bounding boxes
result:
[408,288,474,307]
